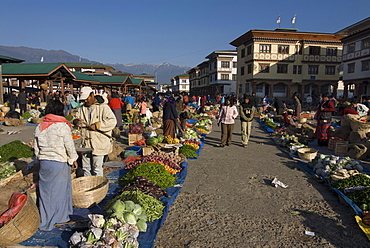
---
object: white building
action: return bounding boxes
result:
[170,74,190,94]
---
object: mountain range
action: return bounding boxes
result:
[0,45,191,84]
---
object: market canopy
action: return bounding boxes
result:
[1,63,75,79]
[0,55,24,64]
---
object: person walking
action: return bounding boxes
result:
[108,92,125,130]
[315,94,335,146]
[217,98,238,147]
[18,90,27,115]
[33,100,78,231]
[73,87,117,176]
[239,96,254,147]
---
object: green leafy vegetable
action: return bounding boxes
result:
[0,140,34,163]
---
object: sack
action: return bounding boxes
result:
[126,103,132,111]
[71,100,80,109]
[0,193,27,227]
[129,123,144,134]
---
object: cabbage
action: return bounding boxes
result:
[110,200,126,213]
[123,212,137,225]
[136,219,147,232]
[132,204,142,215]
[124,201,135,211]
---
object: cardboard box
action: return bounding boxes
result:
[128,134,143,145]
[335,141,348,155]
[142,146,154,156]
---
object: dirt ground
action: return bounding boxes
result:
[154,120,370,248]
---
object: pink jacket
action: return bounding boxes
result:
[218,105,238,124]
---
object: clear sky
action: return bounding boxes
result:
[1,0,369,67]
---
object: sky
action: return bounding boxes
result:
[1,0,369,68]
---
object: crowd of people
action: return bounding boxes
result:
[28,85,370,231]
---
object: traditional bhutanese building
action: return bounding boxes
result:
[336,17,370,99]
[230,29,346,102]
[170,74,189,94]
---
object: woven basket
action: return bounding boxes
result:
[297,148,318,161]
[0,192,40,247]
[72,176,109,208]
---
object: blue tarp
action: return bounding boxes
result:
[257,119,276,133]
[20,161,189,248]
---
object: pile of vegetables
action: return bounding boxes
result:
[119,163,177,189]
[194,125,209,134]
[70,200,147,248]
[179,144,198,158]
[0,163,17,180]
[119,176,169,200]
[308,154,363,179]
[108,190,165,222]
[183,128,200,140]
[347,188,370,210]
[332,174,370,191]
[0,140,34,163]
[20,111,32,119]
[124,153,182,174]
[181,140,200,150]
[261,117,278,129]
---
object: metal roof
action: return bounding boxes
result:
[2,63,75,78]
[0,55,24,64]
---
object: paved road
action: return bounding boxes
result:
[0,124,36,146]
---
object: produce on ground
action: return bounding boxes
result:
[119,176,170,200]
[179,144,198,158]
[69,201,145,248]
[332,174,370,191]
[119,163,177,189]
[0,140,34,163]
[0,163,17,180]
[124,153,182,174]
[107,189,165,222]
[308,154,362,179]
[346,188,370,209]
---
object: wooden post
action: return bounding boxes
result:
[60,78,65,95]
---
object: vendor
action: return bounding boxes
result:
[315,93,335,146]
[351,101,369,117]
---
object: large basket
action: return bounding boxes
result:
[297,148,318,162]
[0,192,40,247]
[72,176,109,208]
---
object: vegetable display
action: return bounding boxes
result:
[119,163,177,189]
[0,163,17,180]
[109,190,165,222]
[179,144,198,158]
[0,140,34,163]
[124,152,183,172]
[332,174,370,191]
[119,176,170,200]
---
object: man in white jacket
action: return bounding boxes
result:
[74,87,117,176]
[352,101,369,117]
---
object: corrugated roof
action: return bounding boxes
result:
[129,78,144,85]
[2,63,71,76]
[0,55,24,63]
[72,72,99,82]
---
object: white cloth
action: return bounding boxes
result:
[356,104,369,117]
[34,122,78,165]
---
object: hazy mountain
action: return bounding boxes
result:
[0,45,191,83]
[107,63,190,84]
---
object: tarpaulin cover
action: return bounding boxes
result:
[257,119,275,133]
[20,161,189,248]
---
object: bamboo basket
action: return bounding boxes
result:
[72,176,109,208]
[297,148,318,162]
[0,192,40,247]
